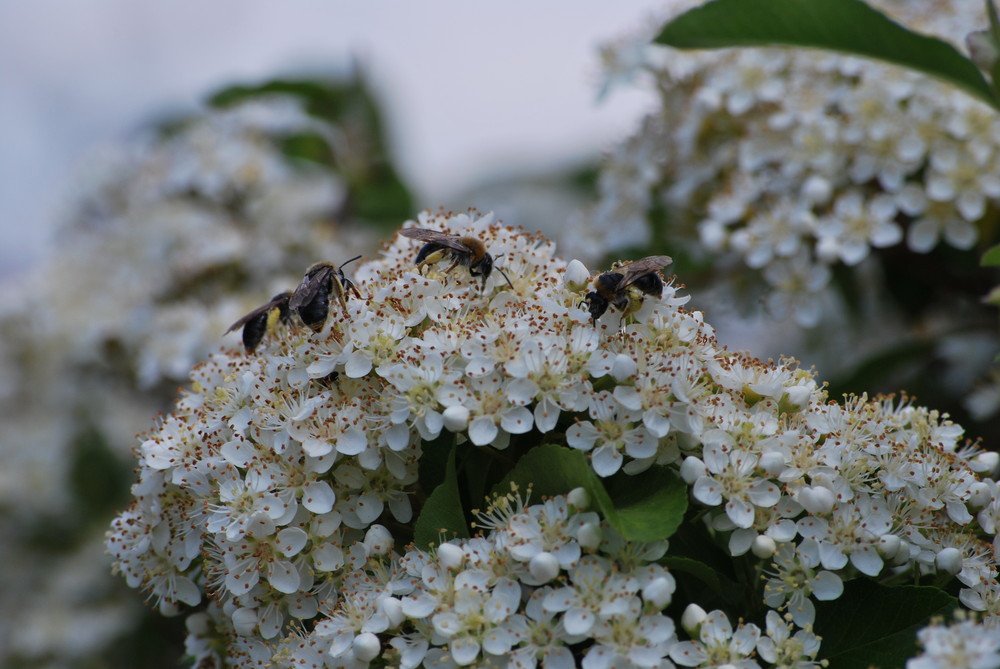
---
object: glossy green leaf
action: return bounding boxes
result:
[603,467,688,542]
[494,444,615,515]
[655,0,1000,109]
[414,443,469,548]
[496,445,686,543]
[982,243,1000,266]
[813,579,957,668]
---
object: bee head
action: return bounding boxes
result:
[582,290,609,324]
[470,251,493,280]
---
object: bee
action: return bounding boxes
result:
[289,256,363,332]
[581,255,673,325]
[399,228,514,290]
[225,291,293,354]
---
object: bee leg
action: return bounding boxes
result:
[331,280,350,317]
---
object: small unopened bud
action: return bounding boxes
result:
[564,259,592,290]
[968,481,993,509]
[442,405,470,432]
[353,632,381,662]
[643,576,676,609]
[682,603,708,636]
[437,542,465,571]
[231,607,258,637]
[877,534,901,559]
[380,596,405,627]
[611,354,638,381]
[567,487,590,510]
[752,535,777,559]
[529,552,561,583]
[577,521,603,551]
[680,456,706,484]
[802,175,832,205]
[973,451,999,474]
[364,524,393,556]
[936,547,963,575]
[797,486,835,515]
[759,452,786,477]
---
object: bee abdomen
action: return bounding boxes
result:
[630,273,664,297]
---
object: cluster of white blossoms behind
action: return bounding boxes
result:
[591,0,991,327]
[0,93,379,667]
[110,212,1000,667]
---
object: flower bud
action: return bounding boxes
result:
[967,481,993,509]
[973,451,999,474]
[877,534,901,559]
[802,175,832,205]
[682,603,708,636]
[935,547,963,575]
[437,542,466,571]
[643,575,676,609]
[364,524,394,556]
[353,632,381,662]
[232,607,258,637]
[680,456,706,484]
[797,485,835,515]
[380,596,405,628]
[751,535,777,559]
[442,405,471,432]
[577,520,603,551]
[758,451,786,477]
[567,487,590,510]
[564,259,592,290]
[529,552,561,583]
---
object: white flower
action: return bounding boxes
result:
[908,615,1000,669]
[764,543,844,627]
[669,609,760,669]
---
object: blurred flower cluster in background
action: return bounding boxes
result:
[0,74,412,667]
[590,0,1000,442]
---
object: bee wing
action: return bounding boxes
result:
[399,228,471,252]
[225,303,273,334]
[225,291,292,333]
[289,266,334,310]
[615,255,673,289]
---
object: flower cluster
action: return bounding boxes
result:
[0,90,387,666]
[590,0,992,327]
[109,212,1000,667]
[908,613,1000,669]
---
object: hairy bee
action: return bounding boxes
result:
[225,291,293,354]
[289,256,363,332]
[582,255,673,325]
[399,227,513,290]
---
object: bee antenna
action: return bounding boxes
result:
[341,255,363,268]
[495,263,515,290]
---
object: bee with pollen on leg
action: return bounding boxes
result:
[289,256,364,332]
[225,290,294,354]
[581,255,673,326]
[399,227,514,291]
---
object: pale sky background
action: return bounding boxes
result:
[0,1,666,278]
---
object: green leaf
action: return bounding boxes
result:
[655,0,1000,110]
[603,467,688,542]
[813,579,957,669]
[494,443,614,511]
[495,445,685,543]
[414,443,469,548]
[982,243,1000,266]
[661,556,726,599]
